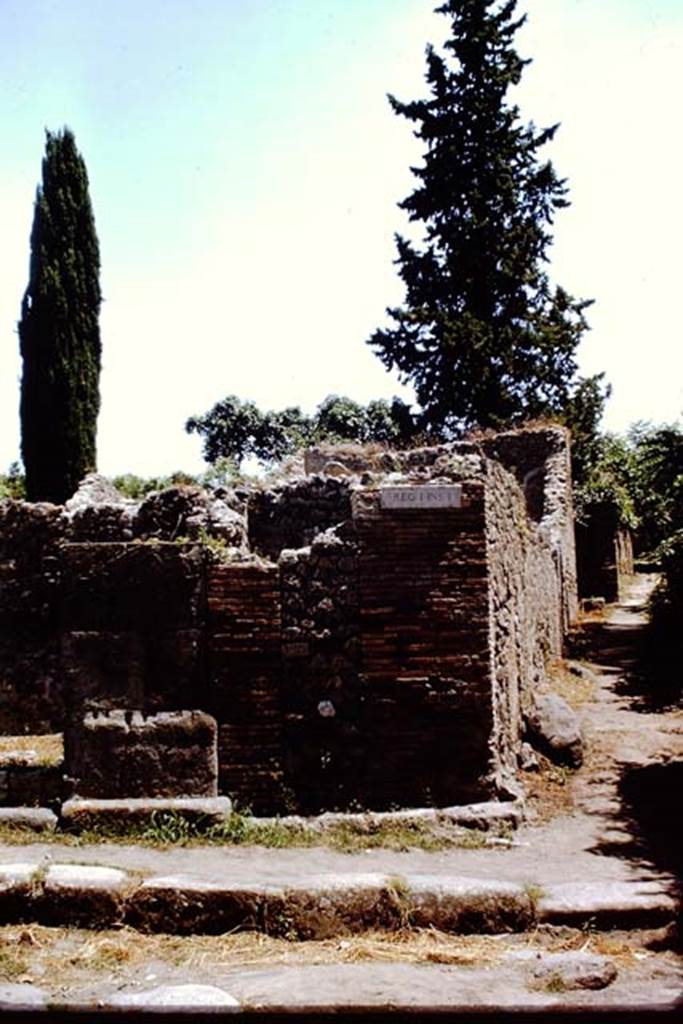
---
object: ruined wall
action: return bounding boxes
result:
[248,477,351,560]
[481,427,578,631]
[0,502,65,731]
[0,429,577,812]
[60,541,206,722]
[279,525,362,812]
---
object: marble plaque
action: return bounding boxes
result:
[379,484,463,509]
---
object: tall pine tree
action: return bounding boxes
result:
[369,0,590,434]
[19,128,101,503]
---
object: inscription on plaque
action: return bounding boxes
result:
[380,485,463,510]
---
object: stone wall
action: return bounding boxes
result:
[484,460,562,794]
[61,541,206,721]
[479,426,578,631]
[0,502,65,732]
[248,477,351,561]
[279,525,362,812]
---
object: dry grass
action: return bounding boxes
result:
[547,660,597,708]
[0,925,506,982]
[523,755,577,823]
[0,734,63,767]
[0,922,649,992]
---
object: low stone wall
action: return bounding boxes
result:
[0,765,62,809]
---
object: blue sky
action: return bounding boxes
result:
[1,0,682,475]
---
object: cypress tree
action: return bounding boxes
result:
[369,0,590,434]
[19,127,101,503]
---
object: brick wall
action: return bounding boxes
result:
[206,562,285,813]
[352,482,494,806]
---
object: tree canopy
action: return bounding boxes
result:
[18,128,102,503]
[368,0,591,434]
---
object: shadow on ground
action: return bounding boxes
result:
[591,760,683,887]
[573,616,682,713]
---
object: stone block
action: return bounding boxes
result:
[66,710,218,799]
[37,862,132,928]
[0,807,57,831]
[525,692,583,768]
[108,985,240,1010]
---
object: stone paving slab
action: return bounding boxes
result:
[1,958,681,1013]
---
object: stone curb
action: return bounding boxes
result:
[0,806,58,831]
[2,954,682,1013]
[0,862,535,936]
[0,861,676,937]
[1,798,522,836]
[256,799,524,833]
[60,796,233,832]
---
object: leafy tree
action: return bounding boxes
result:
[558,374,611,490]
[18,128,102,503]
[572,432,638,531]
[369,0,591,433]
[314,395,368,443]
[186,396,304,466]
[186,394,419,467]
[0,462,26,502]
[628,423,683,554]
